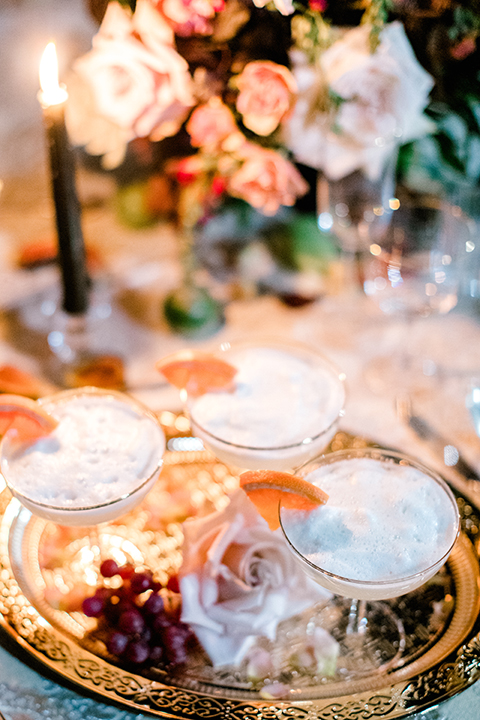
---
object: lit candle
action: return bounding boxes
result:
[38,42,89,315]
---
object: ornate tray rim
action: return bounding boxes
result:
[0,439,479,720]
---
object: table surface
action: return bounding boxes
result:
[0,165,480,720]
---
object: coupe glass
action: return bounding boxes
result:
[0,387,166,573]
[362,198,472,395]
[187,339,346,471]
[279,447,460,676]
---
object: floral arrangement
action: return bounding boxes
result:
[70,0,480,230]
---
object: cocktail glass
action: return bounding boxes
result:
[0,387,166,578]
[187,339,346,471]
[279,447,460,676]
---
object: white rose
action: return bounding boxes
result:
[73,1,194,143]
[179,489,330,667]
[285,22,434,180]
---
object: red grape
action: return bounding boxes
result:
[162,623,191,665]
[119,608,145,635]
[118,563,135,580]
[149,645,164,662]
[107,631,129,656]
[166,575,180,594]
[130,572,153,594]
[82,595,105,617]
[143,593,164,616]
[100,559,119,578]
[124,639,150,664]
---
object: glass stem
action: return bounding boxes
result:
[346,598,368,636]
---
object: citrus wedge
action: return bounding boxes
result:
[0,364,57,399]
[156,350,237,397]
[239,469,328,531]
[0,394,58,443]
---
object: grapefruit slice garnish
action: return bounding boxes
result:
[156,350,237,397]
[0,394,58,443]
[0,364,57,399]
[239,469,328,531]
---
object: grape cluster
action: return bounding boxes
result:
[82,559,194,667]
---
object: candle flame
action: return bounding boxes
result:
[39,42,68,107]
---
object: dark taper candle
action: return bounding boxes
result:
[39,43,89,315]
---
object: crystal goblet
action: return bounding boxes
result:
[279,447,460,676]
[0,387,166,577]
[362,198,472,395]
[187,339,346,471]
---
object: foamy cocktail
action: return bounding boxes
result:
[188,341,346,471]
[279,448,459,600]
[0,387,166,526]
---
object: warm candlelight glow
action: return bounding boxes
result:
[39,42,68,107]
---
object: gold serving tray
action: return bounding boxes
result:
[0,426,479,719]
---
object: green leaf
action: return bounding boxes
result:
[466,135,480,180]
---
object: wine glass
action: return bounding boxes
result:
[316,150,399,290]
[187,339,346,471]
[279,447,460,676]
[361,197,472,396]
[0,387,166,576]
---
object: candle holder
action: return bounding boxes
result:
[9,277,124,390]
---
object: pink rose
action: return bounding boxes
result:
[186,98,238,148]
[74,1,194,142]
[149,0,224,36]
[228,143,308,215]
[179,489,330,667]
[236,61,297,136]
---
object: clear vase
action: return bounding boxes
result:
[163,222,224,338]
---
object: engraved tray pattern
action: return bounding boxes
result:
[0,426,479,720]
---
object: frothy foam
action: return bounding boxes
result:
[282,457,458,583]
[191,346,344,449]
[1,394,165,516]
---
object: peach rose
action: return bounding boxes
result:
[228,143,308,215]
[74,1,194,143]
[236,61,297,136]
[186,98,238,148]
[179,489,330,667]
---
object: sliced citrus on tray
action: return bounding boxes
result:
[239,469,329,531]
[156,350,237,397]
[0,394,58,443]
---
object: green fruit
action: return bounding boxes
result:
[163,285,224,337]
[115,182,158,229]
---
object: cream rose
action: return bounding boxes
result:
[73,1,194,144]
[236,61,297,137]
[228,143,308,215]
[179,489,330,667]
[251,0,295,16]
[284,22,434,180]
